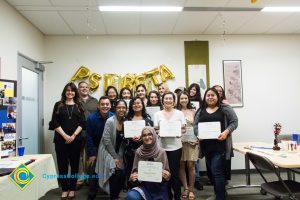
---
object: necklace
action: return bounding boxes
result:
[66,105,74,119]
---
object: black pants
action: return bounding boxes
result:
[166,148,182,200]
[109,169,125,200]
[55,139,81,191]
[86,159,98,198]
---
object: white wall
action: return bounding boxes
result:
[44,35,300,170]
[0,1,45,79]
[2,0,300,171]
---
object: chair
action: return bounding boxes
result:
[246,152,300,200]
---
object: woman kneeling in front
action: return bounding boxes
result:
[126,126,171,200]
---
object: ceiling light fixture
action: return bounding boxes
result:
[261,7,300,12]
[98,6,183,12]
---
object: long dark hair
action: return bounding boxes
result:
[147,90,162,109]
[126,97,149,120]
[176,91,193,110]
[115,99,127,122]
[57,82,84,113]
[105,86,119,100]
[188,83,203,105]
[135,84,147,98]
[212,85,226,102]
[119,87,132,99]
[201,87,221,110]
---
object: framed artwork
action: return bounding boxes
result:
[223,60,243,107]
[187,64,208,99]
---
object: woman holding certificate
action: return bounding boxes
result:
[188,83,203,113]
[147,90,163,109]
[125,126,170,200]
[177,91,198,200]
[193,88,238,200]
[124,97,154,188]
[95,99,127,200]
[154,92,186,200]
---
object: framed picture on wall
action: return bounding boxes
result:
[223,60,243,107]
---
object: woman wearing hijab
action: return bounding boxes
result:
[125,126,170,200]
[124,97,153,188]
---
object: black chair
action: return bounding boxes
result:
[246,152,300,200]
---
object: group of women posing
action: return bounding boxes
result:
[50,82,238,200]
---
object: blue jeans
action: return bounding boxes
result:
[205,152,225,200]
[126,189,142,200]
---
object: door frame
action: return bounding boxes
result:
[17,53,44,154]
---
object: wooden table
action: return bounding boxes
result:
[227,142,300,190]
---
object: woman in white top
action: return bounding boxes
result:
[154,92,186,200]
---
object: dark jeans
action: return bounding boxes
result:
[166,148,182,200]
[86,159,98,198]
[205,152,226,200]
[126,190,142,200]
[55,139,81,191]
[109,169,125,200]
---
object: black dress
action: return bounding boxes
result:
[49,102,85,192]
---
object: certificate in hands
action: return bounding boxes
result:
[159,120,182,137]
[181,126,198,142]
[124,120,145,138]
[197,122,221,139]
[146,106,160,121]
[138,161,162,183]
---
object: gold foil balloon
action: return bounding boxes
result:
[121,74,135,90]
[159,65,175,82]
[70,66,90,81]
[89,73,102,93]
[134,74,146,86]
[144,67,160,86]
[144,76,153,92]
[103,74,121,92]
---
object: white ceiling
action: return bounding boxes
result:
[5,0,300,35]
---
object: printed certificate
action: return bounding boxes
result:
[146,106,160,121]
[159,120,181,137]
[181,127,198,142]
[197,122,221,139]
[138,161,162,183]
[124,120,145,138]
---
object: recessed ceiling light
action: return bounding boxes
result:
[261,7,300,12]
[98,6,183,12]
